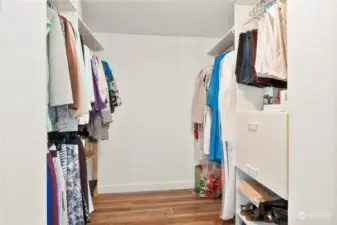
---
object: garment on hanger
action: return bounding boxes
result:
[60,16,80,110]
[207,50,232,164]
[70,28,91,116]
[77,137,90,224]
[203,70,212,155]
[84,46,95,103]
[191,66,212,124]
[49,105,78,132]
[102,61,123,113]
[235,33,246,83]
[219,51,237,147]
[218,51,237,220]
[47,8,73,107]
[52,151,68,225]
[91,57,107,111]
[250,30,269,87]
[47,153,59,225]
[96,58,109,104]
[49,132,85,225]
[264,4,287,81]
[47,18,53,132]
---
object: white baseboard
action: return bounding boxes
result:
[98,181,194,194]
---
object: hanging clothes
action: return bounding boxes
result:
[52,151,68,225]
[91,57,107,111]
[207,50,232,164]
[48,132,85,225]
[264,4,287,81]
[77,137,90,224]
[219,51,237,148]
[59,16,79,110]
[191,66,212,124]
[84,46,95,103]
[203,70,212,156]
[47,8,73,107]
[218,51,237,220]
[47,18,53,133]
[47,162,51,225]
[102,61,123,113]
[47,153,59,225]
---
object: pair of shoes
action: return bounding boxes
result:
[240,203,261,221]
[259,199,288,224]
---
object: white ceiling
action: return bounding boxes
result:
[82,0,235,37]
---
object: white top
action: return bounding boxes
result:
[219,51,237,147]
[203,75,212,155]
[263,4,287,81]
[47,8,73,106]
[84,46,95,103]
[96,58,109,102]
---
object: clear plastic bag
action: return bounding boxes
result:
[195,161,222,198]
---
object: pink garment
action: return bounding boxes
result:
[191,66,212,124]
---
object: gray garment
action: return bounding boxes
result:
[47,8,73,106]
[88,107,112,140]
[49,105,78,132]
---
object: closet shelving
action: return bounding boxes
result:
[208,26,235,56]
[206,0,288,224]
[233,0,288,224]
[48,0,76,11]
[78,18,104,52]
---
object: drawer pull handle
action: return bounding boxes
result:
[246,164,259,171]
[246,164,259,177]
[247,122,259,132]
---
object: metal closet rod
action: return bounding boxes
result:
[244,0,286,25]
[47,1,57,11]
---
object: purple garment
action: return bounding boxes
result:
[91,57,106,111]
[47,153,59,225]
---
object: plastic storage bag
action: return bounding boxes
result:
[194,162,222,198]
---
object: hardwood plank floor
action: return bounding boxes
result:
[90,189,235,225]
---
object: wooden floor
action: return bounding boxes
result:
[90,189,235,225]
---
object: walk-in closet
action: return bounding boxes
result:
[1,0,337,225]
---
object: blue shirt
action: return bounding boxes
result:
[207,50,232,164]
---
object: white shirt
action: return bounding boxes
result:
[219,51,237,147]
[84,46,95,103]
[47,8,73,106]
[263,4,287,81]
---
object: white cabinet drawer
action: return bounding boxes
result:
[236,111,288,199]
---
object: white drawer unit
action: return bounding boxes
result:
[236,111,288,199]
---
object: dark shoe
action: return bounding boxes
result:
[259,199,288,216]
[270,207,288,225]
[89,180,97,196]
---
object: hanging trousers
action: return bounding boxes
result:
[49,132,85,225]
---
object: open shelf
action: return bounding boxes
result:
[78,18,104,52]
[48,0,76,11]
[208,26,235,56]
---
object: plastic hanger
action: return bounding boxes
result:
[264,0,276,12]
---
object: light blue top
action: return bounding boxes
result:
[207,49,232,164]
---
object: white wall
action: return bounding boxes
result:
[288,0,337,225]
[94,33,218,193]
[0,0,46,224]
